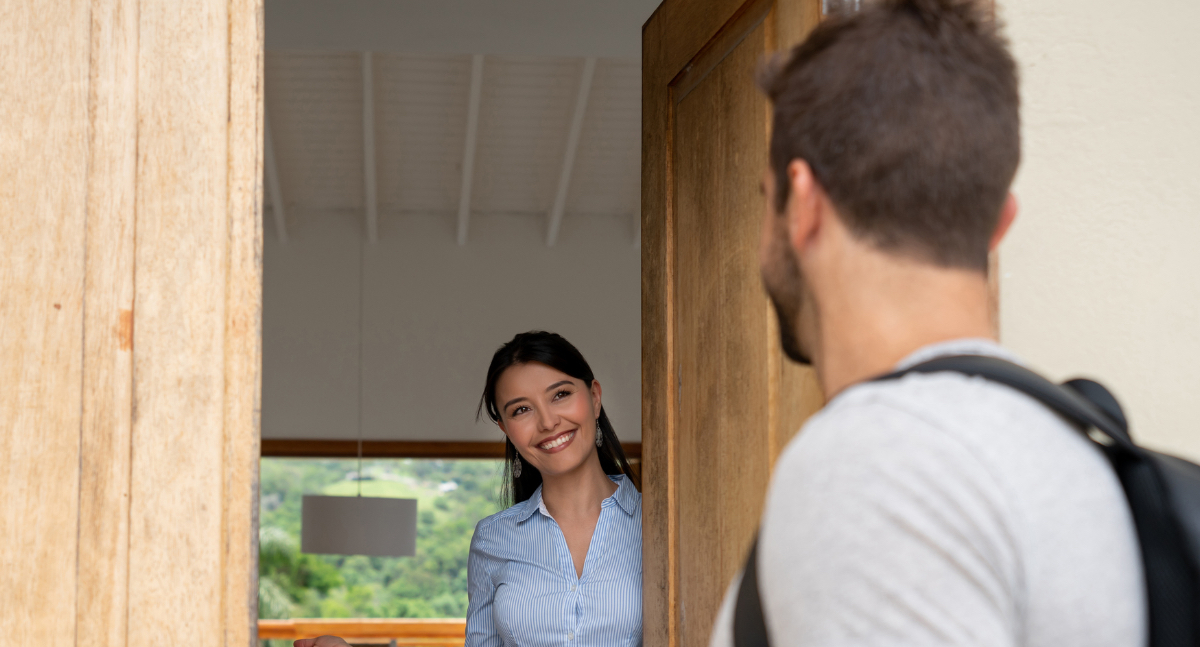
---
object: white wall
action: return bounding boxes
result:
[262,213,641,443]
[1000,0,1200,459]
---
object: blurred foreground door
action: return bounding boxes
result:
[0,1,262,645]
[641,1,826,645]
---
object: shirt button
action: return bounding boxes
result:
[568,631,575,640]
[571,584,577,591]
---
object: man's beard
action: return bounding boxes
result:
[763,224,813,365]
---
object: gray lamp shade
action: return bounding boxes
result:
[301,495,418,557]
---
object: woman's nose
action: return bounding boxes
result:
[536,407,559,432]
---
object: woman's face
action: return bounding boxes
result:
[494,362,602,479]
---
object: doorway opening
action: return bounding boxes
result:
[258,1,656,644]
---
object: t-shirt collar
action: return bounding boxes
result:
[893,337,1023,371]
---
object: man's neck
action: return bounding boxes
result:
[812,256,995,399]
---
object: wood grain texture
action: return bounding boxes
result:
[126,0,237,645]
[76,1,140,645]
[642,2,825,646]
[2,1,262,645]
[257,618,466,642]
[674,22,772,645]
[640,10,679,647]
[224,1,265,645]
[0,1,91,645]
[774,0,823,51]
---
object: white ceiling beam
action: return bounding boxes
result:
[264,109,288,243]
[546,57,596,247]
[362,51,379,244]
[457,54,484,246]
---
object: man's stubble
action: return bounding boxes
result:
[762,214,816,366]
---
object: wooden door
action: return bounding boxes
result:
[0,1,262,645]
[641,1,825,646]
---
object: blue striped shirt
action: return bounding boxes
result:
[466,474,643,647]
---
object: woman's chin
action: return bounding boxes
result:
[532,446,592,478]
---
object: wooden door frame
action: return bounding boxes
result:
[641,1,821,645]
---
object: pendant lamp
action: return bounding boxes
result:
[300,235,417,558]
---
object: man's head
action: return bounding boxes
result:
[759,0,1020,366]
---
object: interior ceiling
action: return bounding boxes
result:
[263,0,658,245]
[260,1,654,443]
[265,53,640,242]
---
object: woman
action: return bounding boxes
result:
[466,330,642,647]
[295,331,641,647]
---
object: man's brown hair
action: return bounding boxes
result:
[759,0,1019,271]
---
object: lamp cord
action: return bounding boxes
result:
[357,234,365,497]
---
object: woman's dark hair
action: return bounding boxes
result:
[478,331,640,507]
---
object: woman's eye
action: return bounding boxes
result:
[511,406,529,416]
[553,390,572,400]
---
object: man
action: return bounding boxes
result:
[709,0,1145,646]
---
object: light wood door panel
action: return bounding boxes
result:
[642,1,824,646]
[0,1,263,645]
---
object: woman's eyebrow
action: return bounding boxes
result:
[502,381,574,411]
[544,380,573,393]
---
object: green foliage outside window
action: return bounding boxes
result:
[257,457,504,622]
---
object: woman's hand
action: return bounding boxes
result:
[293,636,351,647]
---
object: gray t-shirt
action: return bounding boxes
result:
[710,339,1145,647]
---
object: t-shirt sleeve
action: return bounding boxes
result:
[753,400,1022,647]
[465,520,504,647]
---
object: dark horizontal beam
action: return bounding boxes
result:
[261,439,642,461]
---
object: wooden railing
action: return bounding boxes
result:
[258,619,466,646]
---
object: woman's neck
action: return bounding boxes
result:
[539,456,618,522]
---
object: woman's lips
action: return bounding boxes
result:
[536,429,577,454]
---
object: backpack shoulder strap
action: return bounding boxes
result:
[733,534,770,647]
[877,354,1137,451]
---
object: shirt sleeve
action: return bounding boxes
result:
[465,520,503,647]
[716,399,1022,647]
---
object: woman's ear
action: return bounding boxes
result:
[497,420,508,435]
[590,379,603,418]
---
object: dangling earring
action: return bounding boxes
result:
[595,420,603,447]
[512,454,523,478]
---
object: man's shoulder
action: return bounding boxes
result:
[761,347,1144,647]
[783,361,1084,473]
[773,375,1021,513]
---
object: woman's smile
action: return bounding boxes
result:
[536,429,576,453]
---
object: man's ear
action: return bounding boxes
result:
[989,192,1018,251]
[785,160,822,255]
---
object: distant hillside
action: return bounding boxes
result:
[258,457,504,624]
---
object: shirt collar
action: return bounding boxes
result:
[894,337,1022,370]
[608,474,638,516]
[513,474,637,523]
[513,486,544,523]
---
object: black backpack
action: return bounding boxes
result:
[734,354,1200,647]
